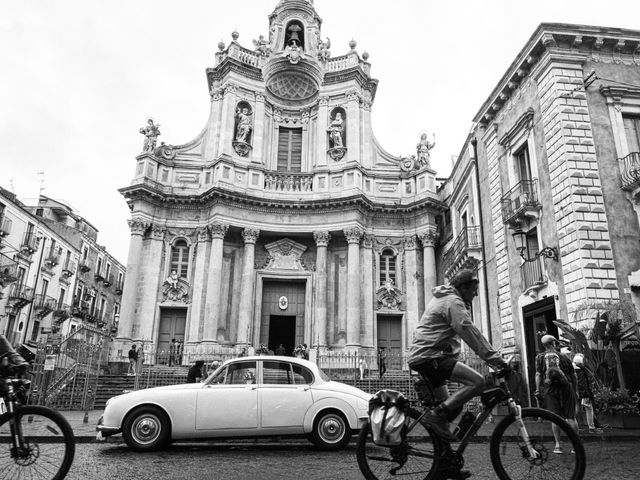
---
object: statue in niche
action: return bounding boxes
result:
[235,107,253,143]
[252,35,271,57]
[416,132,436,168]
[327,112,344,148]
[139,118,160,153]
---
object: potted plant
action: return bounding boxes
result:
[593,386,640,429]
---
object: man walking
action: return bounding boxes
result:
[127,344,138,376]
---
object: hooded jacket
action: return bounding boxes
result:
[407,285,503,368]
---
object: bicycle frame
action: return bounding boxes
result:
[1,377,29,455]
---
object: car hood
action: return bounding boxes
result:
[315,381,373,401]
[109,382,202,402]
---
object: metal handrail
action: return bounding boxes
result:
[619,151,640,190]
[501,179,540,221]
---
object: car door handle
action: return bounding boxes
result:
[245,385,257,390]
[298,386,309,391]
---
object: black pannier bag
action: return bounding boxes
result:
[368,389,409,446]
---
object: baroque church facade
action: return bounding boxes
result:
[116,0,445,361]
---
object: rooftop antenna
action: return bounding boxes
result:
[37,171,46,198]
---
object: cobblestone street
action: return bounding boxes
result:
[55,439,639,480]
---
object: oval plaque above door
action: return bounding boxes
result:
[278,296,288,310]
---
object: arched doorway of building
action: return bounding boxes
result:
[259,279,305,354]
[523,297,559,397]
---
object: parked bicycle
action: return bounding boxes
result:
[0,353,75,480]
[356,366,586,480]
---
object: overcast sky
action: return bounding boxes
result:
[2,0,639,264]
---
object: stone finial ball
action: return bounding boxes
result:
[218,40,226,51]
[362,51,369,61]
[232,30,239,41]
[349,38,357,50]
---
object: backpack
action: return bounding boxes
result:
[543,351,567,384]
[368,390,409,446]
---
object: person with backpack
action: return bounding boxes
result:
[535,334,579,454]
[573,353,603,434]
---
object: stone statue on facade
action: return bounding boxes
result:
[416,132,436,168]
[252,35,271,57]
[235,107,253,143]
[327,112,344,148]
[317,33,331,62]
[139,118,160,153]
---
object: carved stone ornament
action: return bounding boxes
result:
[400,156,417,172]
[313,231,331,247]
[232,141,252,157]
[404,235,418,250]
[127,219,149,236]
[376,280,402,310]
[196,228,209,243]
[242,228,260,244]
[418,227,439,248]
[263,238,308,270]
[344,227,364,244]
[278,295,288,310]
[150,224,166,240]
[161,276,191,304]
[285,44,302,64]
[154,142,176,160]
[209,223,229,239]
[328,147,347,161]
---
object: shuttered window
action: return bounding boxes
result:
[623,116,640,152]
[277,127,302,172]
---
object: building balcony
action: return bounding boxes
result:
[521,256,546,292]
[264,172,314,193]
[61,259,76,279]
[20,232,39,255]
[0,252,19,288]
[94,269,104,282]
[78,260,91,273]
[0,216,12,238]
[7,284,35,310]
[619,151,640,191]
[71,300,96,323]
[501,179,542,227]
[53,304,71,323]
[442,226,483,279]
[34,294,57,317]
[102,273,114,287]
[115,278,124,294]
[44,247,61,269]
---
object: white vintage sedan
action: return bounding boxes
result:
[97,356,371,451]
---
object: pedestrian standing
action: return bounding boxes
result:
[378,347,387,379]
[187,360,206,383]
[535,334,579,454]
[275,343,286,356]
[176,339,182,365]
[169,338,176,366]
[573,353,603,434]
[127,344,138,376]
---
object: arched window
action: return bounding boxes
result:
[379,248,396,286]
[170,240,190,278]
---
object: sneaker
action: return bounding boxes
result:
[589,427,604,434]
[553,447,563,454]
[421,412,457,441]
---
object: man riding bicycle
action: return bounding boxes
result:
[0,335,29,371]
[408,269,509,441]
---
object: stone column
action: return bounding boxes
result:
[346,91,361,161]
[404,235,420,341]
[418,226,439,309]
[316,97,329,167]
[137,224,166,342]
[203,223,229,344]
[219,83,238,157]
[118,219,149,341]
[362,234,375,348]
[236,228,260,345]
[344,227,363,347]
[186,228,210,347]
[313,231,330,348]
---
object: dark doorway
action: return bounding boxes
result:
[523,297,558,395]
[377,315,402,370]
[268,315,296,356]
[157,308,187,364]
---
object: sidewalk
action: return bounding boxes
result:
[54,409,640,442]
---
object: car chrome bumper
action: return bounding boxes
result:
[96,415,121,438]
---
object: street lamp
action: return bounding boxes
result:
[512,228,559,261]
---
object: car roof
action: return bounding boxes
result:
[226,355,314,365]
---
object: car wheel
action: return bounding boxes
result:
[122,406,171,452]
[309,410,351,450]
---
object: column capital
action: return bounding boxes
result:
[242,228,260,244]
[209,222,229,240]
[418,226,439,248]
[404,235,418,250]
[313,231,331,247]
[127,219,149,236]
[343,226,364,244]
[149,224,166,240]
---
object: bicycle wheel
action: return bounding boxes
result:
[490,407,586,480]
[0,405,75,480]
[357,407,441,480]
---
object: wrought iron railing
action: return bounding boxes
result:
[442,226,481,274]
[619,151,640,190]
[0,215,12,237]
[501,179,540,222]
[20,231,39,254]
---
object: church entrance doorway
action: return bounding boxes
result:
[157,308,186,364]
[260,279,305,354]
[268,315,296,356]
[377,314,402,370]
